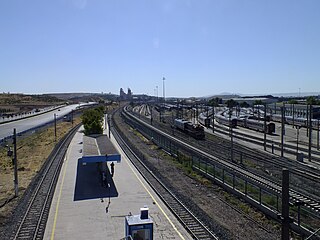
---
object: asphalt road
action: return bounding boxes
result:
[0,103,94,142]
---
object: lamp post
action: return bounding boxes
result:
[162,77,165,123]
[229,108,234,162]
[162,77,165,105]
[317,119,319,150]
[156,85,158,103]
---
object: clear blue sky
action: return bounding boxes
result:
[1,0,319,97]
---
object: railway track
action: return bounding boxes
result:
[122,107,320,231]
[10,124,80,240]
[111,110,220,240]
[138,109,320,185]
[212,123,320,163]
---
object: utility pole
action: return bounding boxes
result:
[292,104,295,127]
[281,105,285,157]
[212,106,215,133]
[162,77,165,105]
[317,119,319,151]
[229,109,234,162]
[156,85,158,103]
[196,104,199,123]
[13,128,18,197]
[264,104,267,151]
[306,105,309,137]
[296,126,301,157]
[162,77,165,123]
[308,105,312,161]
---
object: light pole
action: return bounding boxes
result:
[317,119,319,150]
[162,77,165,123]
[264,104,267,151]
[229,108,234,162]
[156,85,158,103]
[162,77,165,105]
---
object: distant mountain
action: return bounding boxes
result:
[203,93,241,99]
[204,92,320,99]
[270,92,320,97]
[45,92,118,102]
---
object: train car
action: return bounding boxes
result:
[174,119,189,131]
[247,115,271,122]
[198,114,211,127]
[237,117,275,134]
[311,119,320,129]
[185,122,205,140]
[267,122,276,134]
[236,117,246,128]
[174,118,205,140]
[215,115,237,128]
[245,119,275,134]
[271,114,284,123]
[285,116,306,127]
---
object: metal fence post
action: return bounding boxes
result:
[281,169,290,240]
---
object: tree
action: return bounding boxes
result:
[306,96,319,105]
[288,99,298,104]
[81,107,104,135]
[240,101,249,108]
[208,97,222,107]
[225,99,238,108]
[253,100,263,106]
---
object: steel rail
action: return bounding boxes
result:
[12,124,81,240]
[212,123,320,163]
[122,107,320,218]
[111,109,219,240]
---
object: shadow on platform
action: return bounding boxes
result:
[74,159,118,201]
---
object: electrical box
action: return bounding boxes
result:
[125,207,153,240]
[297,152,304,162]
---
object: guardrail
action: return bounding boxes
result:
[0,109,83,145]
[0,105,65,125]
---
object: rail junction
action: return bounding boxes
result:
[2,102,320,239]
[123,103,320,239]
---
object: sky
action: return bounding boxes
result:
[1,0,320,97]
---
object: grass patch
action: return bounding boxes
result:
[129,127,150,143]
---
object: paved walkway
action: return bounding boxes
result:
[44,124,192,240]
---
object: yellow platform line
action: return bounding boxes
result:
[50,131,186,240]
[50,149,71,240]
[123,154,186,239]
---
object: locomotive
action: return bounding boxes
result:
[174,119,205,140]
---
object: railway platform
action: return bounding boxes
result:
[43,124,193,240]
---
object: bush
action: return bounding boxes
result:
[81,107,104,135]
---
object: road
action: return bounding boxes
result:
[0,103,95,141]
